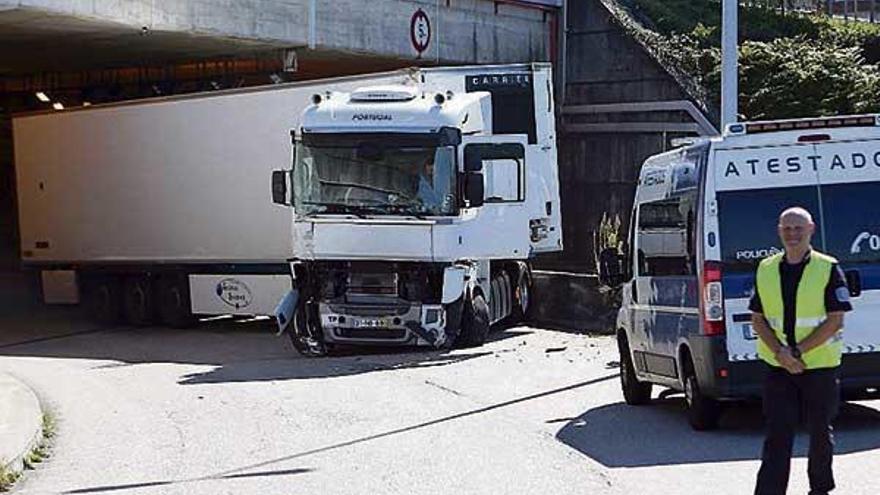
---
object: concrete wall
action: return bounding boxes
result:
[0,0,554,64]
[537,0,705,274]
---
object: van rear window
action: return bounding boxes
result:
[821,181,880,264]
[716,186,822,272]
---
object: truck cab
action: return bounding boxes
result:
[273,64,562,356]
[601,114,880,430]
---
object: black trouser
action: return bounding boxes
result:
[754,365,840,495]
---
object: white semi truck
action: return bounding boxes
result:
[12,70,416,326]
[272,63,563,355]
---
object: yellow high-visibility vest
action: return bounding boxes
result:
[755,251,842,369]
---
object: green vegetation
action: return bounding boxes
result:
[0,413,56,492]
[623,0,880,119]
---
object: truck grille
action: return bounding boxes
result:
[347,272,398,296]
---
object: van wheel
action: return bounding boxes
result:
[619,336,652,405]
[455,292,490,348]
[84,276,122,325]
[123,275,155,326]
[157,275,196,328]
[684,359,721,431]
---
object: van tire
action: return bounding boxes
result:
[456,292,490,348]
[619,336,652,405]
[684,363,721,431]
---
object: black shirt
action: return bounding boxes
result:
[749,251,853,347]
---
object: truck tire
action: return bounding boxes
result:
[157,275,196,328]
[286,303,330,357]
[512,269,532,323]
[455,292,490,348]
[84,276,122,325]
[123,275,155,326]
[441,297,465,349]
[683,356,721,431]
[619,336,652,405]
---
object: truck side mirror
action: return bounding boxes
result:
[272,170,290,205]
[464,149,484,172]
[465,173,484,208]
[598,247,626,287]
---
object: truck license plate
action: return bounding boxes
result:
[354,319,386,328]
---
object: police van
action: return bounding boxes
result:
[599,114,880,430]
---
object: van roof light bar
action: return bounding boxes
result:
[726,114,879,136]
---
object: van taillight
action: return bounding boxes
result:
[702,261,726,335]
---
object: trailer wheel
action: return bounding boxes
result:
[455,292,490,348]
[683,354,722,431]
[157,275,195,328]
[84,276,122,325]
[123,275,155,326]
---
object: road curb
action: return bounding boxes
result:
[0,372,43,481]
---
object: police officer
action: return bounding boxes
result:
[751,207,852,495]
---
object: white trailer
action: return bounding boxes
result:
[272,63,563,355]
[13,70,415,326]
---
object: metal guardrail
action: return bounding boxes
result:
[747,1,879,23]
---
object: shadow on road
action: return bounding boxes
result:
[0,306,530,383]
[557,397,880,467]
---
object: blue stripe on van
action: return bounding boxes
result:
[721,263,880,300]
[839,264,880,292]
[722,272,755,300]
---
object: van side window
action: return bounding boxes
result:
[636,192,697,277]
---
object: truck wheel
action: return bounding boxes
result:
[619,336,652,405]
[123,275,155,326]
[512,269,531,323]
[157,275,196,328]
[84,276,122,325]
[683,357,721,431]
[286,303,330,357]
[441,297,465,349]
[455,292,490,348]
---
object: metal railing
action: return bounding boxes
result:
[741,1,878,23]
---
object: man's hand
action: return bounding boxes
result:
[775,346,805,374]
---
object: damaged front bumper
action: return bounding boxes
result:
[319,302,449,347]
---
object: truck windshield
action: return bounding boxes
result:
[293,142,457,217]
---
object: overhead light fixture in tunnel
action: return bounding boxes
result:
[52,102,64,110]
[36,92,50,102]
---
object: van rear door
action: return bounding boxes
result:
[711,142,822,362]
[813,138,880,355]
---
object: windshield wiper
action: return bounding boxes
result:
[385,204,428,220]
[301,201,371,218]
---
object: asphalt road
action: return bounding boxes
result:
[2,308,880,494]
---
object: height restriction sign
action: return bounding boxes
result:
[410,9,431,55]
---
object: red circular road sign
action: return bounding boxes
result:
[410,9,431,54]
